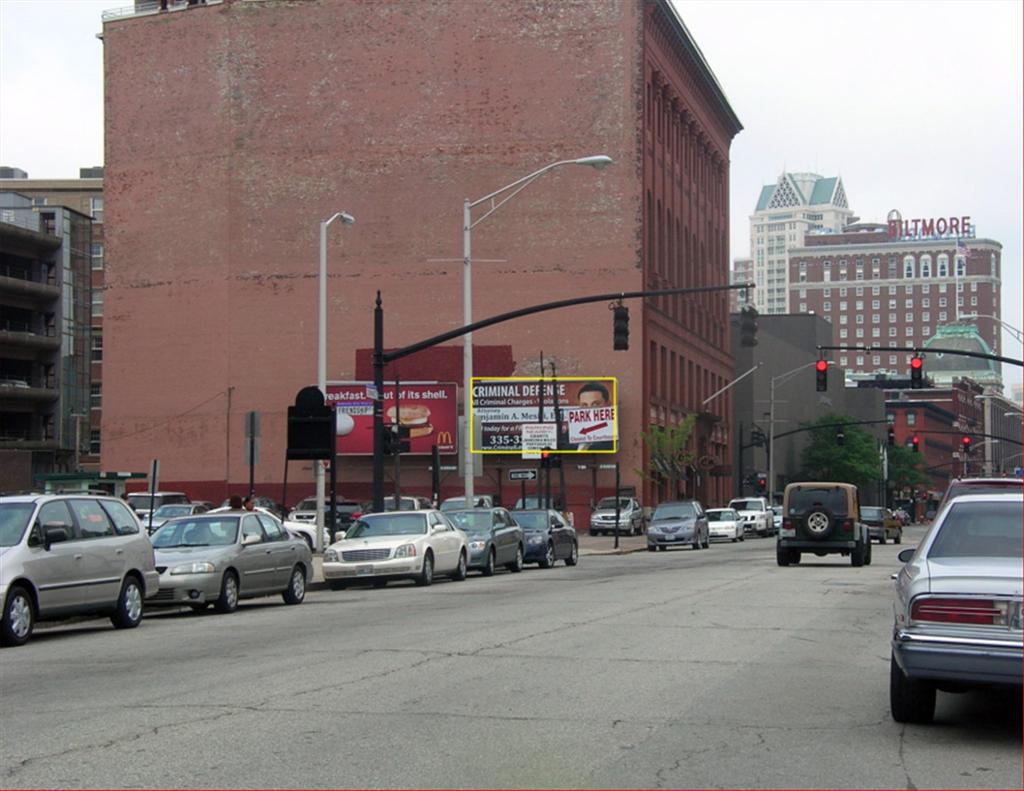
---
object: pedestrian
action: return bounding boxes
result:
[228,494,243,509]
[243,496,255,511]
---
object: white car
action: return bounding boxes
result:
[322,510,468,589]
[728,497,773,537]
[705,508,744,542]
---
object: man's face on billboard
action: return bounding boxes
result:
[578,388,608,408]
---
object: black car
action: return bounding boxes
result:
[512,509,579,568]
[445,508,524,575]
[646,500,710,551]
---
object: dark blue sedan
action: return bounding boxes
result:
[512,509,579,568]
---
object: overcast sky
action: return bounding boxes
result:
[1,0,1020,388]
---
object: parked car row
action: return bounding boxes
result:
[321,507,578,588]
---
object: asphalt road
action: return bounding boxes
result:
[1,525,1020,789]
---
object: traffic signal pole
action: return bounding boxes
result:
[370,282,753,512]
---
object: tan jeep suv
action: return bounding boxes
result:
[777,482,872,567]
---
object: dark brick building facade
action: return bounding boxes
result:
[101,0,741,520]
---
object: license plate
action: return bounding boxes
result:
[356,565,374,576]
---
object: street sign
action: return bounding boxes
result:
[565,405,616,445]
[508,469,538,481]
[521,423,558,451]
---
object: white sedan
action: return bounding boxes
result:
[322,510,468,589]
[705,508,744,542]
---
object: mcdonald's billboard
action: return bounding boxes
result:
[325,382,458,455]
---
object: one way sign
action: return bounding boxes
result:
[565,405,616,445]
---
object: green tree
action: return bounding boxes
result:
[799,413,880,489]
[887,443,928,491]
[636,414,697,495]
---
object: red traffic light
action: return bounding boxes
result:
[911,435,920,452]
[815,359,828,373]
[961,436,971,446]
[910,356,923,370]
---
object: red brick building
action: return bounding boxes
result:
[100,0,741,520]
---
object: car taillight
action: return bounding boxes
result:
[841,519,853,532]
[911,597,1008,626]
[782,518,793,529]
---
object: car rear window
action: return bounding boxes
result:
[787,487,849,518]
[729,500,763,511]
[927,500,1023,558]
[861,507,884,520]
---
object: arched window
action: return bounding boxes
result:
[955,256,966,277]
[936,253,949,277]
[920,254,932,278]
[903,255,915,279]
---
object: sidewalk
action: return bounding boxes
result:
[308,531,647,590]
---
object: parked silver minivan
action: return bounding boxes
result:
[0,494,160,647]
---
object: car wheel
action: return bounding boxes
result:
[776,545,790,566]
[1,585,34,647]
[414,553,434,586]
[890,652,935,724]
[702,533,710,549]
[282,565,306,604]
[372,578,388,588]
[647,544,656,552]
[803,508,836,540]
[451,551,468,581]
[565,542,579,566]
[851,540,866,567]
[215,571,239,613]
[739,532,745,542]
[879,534,887,545]
[482,549,495,577]
[110,576,144,629]
[657,545,666,552]
[540,542,556,568]
[588,529,597,537]
[506,545,524,573]
[864,539,873,566]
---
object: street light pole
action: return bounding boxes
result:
[768,360,824,505]
[461,154,612,503]
[316,211,354,551]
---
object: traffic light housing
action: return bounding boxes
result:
[612,305,629,351]
[961,435,972,456]
[815,359,828,392]
[836,428,845,446]
[382,424,412,456]
[910,355,924,388]
[756,474,767,492]
[887,425,895,447]
[740,306,758,347]
[911,435,920,453]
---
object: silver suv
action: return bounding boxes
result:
[0,494,160,647]
[589,497,644,536]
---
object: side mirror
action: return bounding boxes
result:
[43,524,69,549]
[242,533,262,546]
[897,548,915,563]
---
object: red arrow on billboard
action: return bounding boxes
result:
[579,421,609,436]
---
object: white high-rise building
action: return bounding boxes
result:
[748,172,853,314]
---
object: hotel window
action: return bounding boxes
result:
[856,314,864,324]
[90,197,103,223]
[873,355,881,366]
[937,254,949,277]
[872,286,880,295]
[91,243,104,270]
[938,283,947,293]
[90,383,102,409]
[855,269,864,280]
[839,271,847,281]
[903,255,915,278]
[970,281,978,292]
[957,296,964,306]
[905,312,913,322]
[907,412,916,426]
[955,256,966,277]
[798,288,807,298]
[856,355,865,366]
[839,315,848,325]
[905,326,914,336]
[799,303,807,312]
[971,296,977,306]
[939,297,947,307]
[923,326,931,337]
[839,288,848,297]
[991,252,997,276]
[922,298,930,308]
[939,311,947,321]
[90,430,101,455]
[823,270,830,282]
[905,285,913,294]
[840,356,848,366]
[922,312,930,322]
[91,334,103,361]
[855,300,864,310]
[839,329,848,339]
[856,328,865,338]
[888,286,897,295]
[888,259,898,278]
[889,312,897,322]
[872,257,880,266]
[855,287,864,296]
[921,284,930,294]
[91,289,103,317]
[920,254,932,278]
[888,341,897,348]
[871,300,880,309]
[889,355,897,365]
[839,301,847,311]
[905,299,913,308]
[823,288,831,297]
[872,314,880,324]
[823,301,831,311]
[872,327,880,337]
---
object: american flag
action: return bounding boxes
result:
[956,237,969,257]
